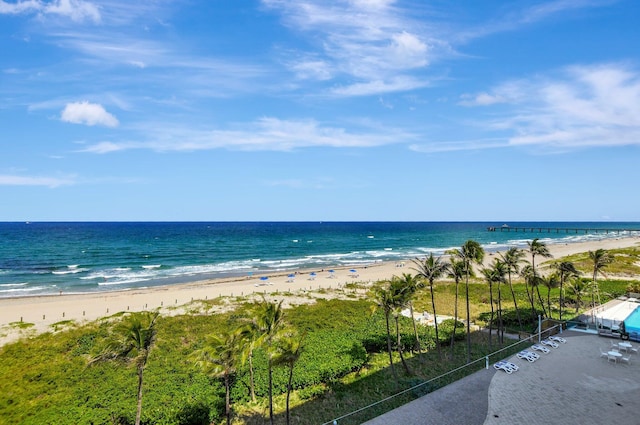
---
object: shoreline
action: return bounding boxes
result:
[1,236,639,347]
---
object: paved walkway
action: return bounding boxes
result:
[363,331,640,425]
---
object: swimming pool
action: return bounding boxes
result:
[624,305,640,341]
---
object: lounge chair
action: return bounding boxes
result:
[494,360,518,374]
[541,339,559,348]
[531,344,550,354]
[517,350,539,362]
[548,335,566,344]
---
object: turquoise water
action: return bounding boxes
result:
[1,221,638,297]
[624,306,640,337]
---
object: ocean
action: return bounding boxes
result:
[1,221,638,298]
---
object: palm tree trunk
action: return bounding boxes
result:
[536,285,547,317]
[430,280,441,359]
[465,274,472,364]
[450,278,459,358]
[409,302,421,354]
[249,353,256,402]
[224,373,231,425]
[135,367,144,425]
[395,315,411,374]
[385,313,398,381]
[559,277,564,321]
[508,272,523,331]
[497,281,503,344]
[488,281,494,349]
[286,363,294,425]
[268,360,274,425]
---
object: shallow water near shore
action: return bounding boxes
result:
[1,221,638,297]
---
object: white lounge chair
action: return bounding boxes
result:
[548,335,566,343]
[517,350,539,362]
[531,344,550,354]
[541,339,559,348]
[494,360,518,374]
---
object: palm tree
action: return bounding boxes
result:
[480,260,506,347]
[455,240,485,363]
[90,311,160,425]
[499,247,525,330]
[191,329,243,425]
[385,278,412,374]
[372,284,398,381]
[412,253,448,358]
[254,297,286,425]
[394,273,424,353]
[566,277,589,313]
[589,249,613,321]
[236,319,260,403]
[521,264,547,318]
[527,238,553,317]
[543,273,560,319]
[273,330,304,425]
[552,261,579,321]
[447,257,465,357]
[492,259,508,343]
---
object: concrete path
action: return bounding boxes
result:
[363,331,640,425]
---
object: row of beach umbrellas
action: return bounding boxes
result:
[253,268,358,284]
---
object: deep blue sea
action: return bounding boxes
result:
[1,222,639,298]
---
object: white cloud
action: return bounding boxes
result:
[263,0,443,95]
[80,117,414,153]
[0,0,101,23]
[61,101,119,127]
[0,174,75,187]
[466,63,640,150]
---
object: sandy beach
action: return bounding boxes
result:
[1,236,639,347]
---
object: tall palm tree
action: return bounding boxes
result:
[447,257,465,357]
[273,330,304,425]
[394,273,424,353]
[492,259,508,343]
[543,273,560,319]
[236,318,261,403]
[254,298,286,425]
[455,240,485,363]
[385,278,412,374]
[527,238,553,317]
[589,249,613,321]
[190,329,243,425]
[480,260,507,347]
[90,311,160,425]
[552,261,579,321]
[372,284,398,381]
[412,253,448,359]
[499,247,525,330]
[521,264,547,318]
[566,277,589,313]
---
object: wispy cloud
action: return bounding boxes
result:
[262,0,445,96]
[0,174,75,187]
[461,63,640,151]
[61,101,119,127]
[79,117,415,153]
[0,0,101,23]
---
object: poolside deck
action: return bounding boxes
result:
[364,331,640,425]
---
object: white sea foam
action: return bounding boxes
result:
[142,264,161,269]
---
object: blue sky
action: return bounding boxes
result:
[1,0,639,221]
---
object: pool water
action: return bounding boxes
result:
[624,305,640,341]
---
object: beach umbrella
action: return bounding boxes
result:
[287,273,295,282]
[309,272,317,280]
[260,276,269,283]
[328,269,335,278]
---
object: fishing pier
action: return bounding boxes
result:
[487,225,639,234]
